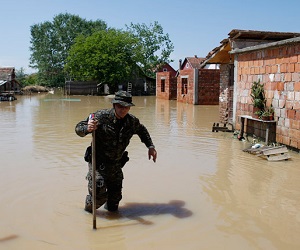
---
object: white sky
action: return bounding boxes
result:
[0,0,299,74]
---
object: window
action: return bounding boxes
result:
[163,68,167,72]
[181,78,188,94]
[161,79,165,92]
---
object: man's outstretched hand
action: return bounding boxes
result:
[148,148,157,162]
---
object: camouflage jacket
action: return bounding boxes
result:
[75,108,154,165]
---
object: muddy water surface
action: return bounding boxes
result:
[0,91,300,250]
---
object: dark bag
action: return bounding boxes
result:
[120,151,129,168]
[84,146,129,167]
[84,145,92,162]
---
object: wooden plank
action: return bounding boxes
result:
[262,146,288,156]
[266,153,291,161]
[212,122,233,132]
[212,127,232,132]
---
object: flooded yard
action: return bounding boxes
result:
[0,91,300,250]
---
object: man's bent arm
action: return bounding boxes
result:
[75,119,89,137]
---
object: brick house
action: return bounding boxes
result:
[201,30,300,125]
[231,36,300,150]
[0,67,21,93]
[156,56,220,105]
[202,29,300,150]
[156,63,177,100]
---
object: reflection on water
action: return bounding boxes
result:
[0,90,300,250]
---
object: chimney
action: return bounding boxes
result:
[194,55,197,58]
[179,59,182,70]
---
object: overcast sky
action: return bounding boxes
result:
[1,0,299,73]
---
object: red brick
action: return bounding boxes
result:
[276,58,283,64]
[276,134,283,143]
[265,82,271,90]
[272,48,279,57]
[292,73,300,82]
[270,58,276,65]
[290,55,298,63]
[266,65,271,73]
[285,73,292,81]
[271,82,277,91]
[282,57,290,63]
[281,126,289,136]
[271,65,278,73]
[266,91,274,99]
[291,119,300,129]
[295,82,300,91]
[277,82,284,91]
[259,66,266,74]
[282,136,290,145]
[294,101,300,110]
[287,109,296,119]
[288,63,295,73]
[289,128,297,138]
[280,63,287,73]
[290,139,298,148]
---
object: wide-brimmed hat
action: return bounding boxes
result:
[111,91,135,107]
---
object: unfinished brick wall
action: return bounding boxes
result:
[177,69,194,103]
[156,71,177,100]
[235,42,300,150]
[219,65,230,123]
[198,69,220,105]
[177,68,220,104]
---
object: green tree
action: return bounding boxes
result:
[15,68,38,86]
[126,21,174,78]
[29,13,107,87]
[65,28,140,92]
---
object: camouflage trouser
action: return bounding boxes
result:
[85,161,124,212]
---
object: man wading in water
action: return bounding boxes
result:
[75,91,157,212]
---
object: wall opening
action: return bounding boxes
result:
[161,79,165,92]
[181,78,188,94]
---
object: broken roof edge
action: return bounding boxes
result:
[0,80,8,86]
[199,43,228,67]
[230,36,300,54]
[228,29,300,38]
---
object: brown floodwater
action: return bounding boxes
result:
[1,90,300,250]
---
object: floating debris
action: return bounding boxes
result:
[243,145,291,161]
[212,122,233,132]
[0,92,17,101]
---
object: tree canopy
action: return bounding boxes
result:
[65,28,140,91]
[29,13,174,88]
[29,13,107,86]
[126,21,174,78]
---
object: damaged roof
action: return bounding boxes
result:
[0,67,15,80]
[228,29,300,40]
[201,29,300,65]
